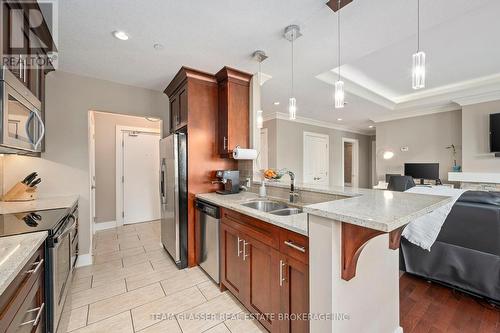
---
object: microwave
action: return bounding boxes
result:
[0,67,45,154]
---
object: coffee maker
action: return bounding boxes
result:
[212,170,240,195]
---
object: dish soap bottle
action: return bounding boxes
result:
[259,181,267,198]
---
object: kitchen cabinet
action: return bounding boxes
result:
[220,208,309,332]
[164,67,236,267]
[167,84,188,133]
[0,243,45,333]
[215,67,252,156]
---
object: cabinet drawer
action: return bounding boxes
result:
[279,229,309,265]
[0,245,45,333]
[221,209,280,250]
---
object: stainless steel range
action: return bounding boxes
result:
[0,202,78,333]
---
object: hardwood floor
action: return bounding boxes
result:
[400,273,500,333]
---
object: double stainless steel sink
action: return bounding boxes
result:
[241,199,303,216]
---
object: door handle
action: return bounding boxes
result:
[19,303,45,327]
[242,240,249,261]
[237,237,243,257]
[26,259,44,275]
[19,56,23,80]
[284,240,306,253]
[279,260,286,287]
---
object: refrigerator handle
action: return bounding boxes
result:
[160,159,166,203]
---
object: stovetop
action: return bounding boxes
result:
[0,208,70,237]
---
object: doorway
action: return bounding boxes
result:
[117,127,161,225]
[303,132,330,185]
[89,111,162,233]
[342,138,359,187]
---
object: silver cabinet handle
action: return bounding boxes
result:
[19,303,45,327]
[19,56,23,80]
[242,240,249,261]
[223,137,228,150]
[284,240,306,253]
[26,259,44,275]
[237,236,242,257]
[279,260,286,287]
[24,58,27,82]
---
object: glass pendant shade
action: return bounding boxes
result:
[334,80,345,109]
[412,51,426,90]
[288,97,297,120]
[256,110,263,129]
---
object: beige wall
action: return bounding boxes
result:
[375,110,462,182]
[462,100,500,172]
[263,119,373,188]
[2,71,169,257]
[93,112,161,223]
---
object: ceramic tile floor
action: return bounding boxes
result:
[57,220,266,333]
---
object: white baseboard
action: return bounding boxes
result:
[76,254,93,268]
[93,220,117,233]
[394,327,404,333]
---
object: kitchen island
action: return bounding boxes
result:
[197,184,451,333]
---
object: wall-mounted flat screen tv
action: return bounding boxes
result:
[490,113,500,153]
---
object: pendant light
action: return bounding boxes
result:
[334,0,345,109]
[284,25,301,120]
[412,0,426,89]
[253,50,268,129]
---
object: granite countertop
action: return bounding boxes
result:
[196,192,308,236]
[198,183,453,234]
[0,195,79,214]
[0,232,47,295]
[303,189,452,232]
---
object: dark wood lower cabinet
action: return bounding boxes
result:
[279,255,309,333]
[220,208,309,333]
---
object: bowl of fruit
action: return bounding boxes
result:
[262,168,286,181]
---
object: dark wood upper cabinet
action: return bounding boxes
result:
[215,67,252,156]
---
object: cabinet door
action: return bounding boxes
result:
[217,81,229,155]
[6,273,45,333]
[4,5,29,85]
[279,255,309,333]
[169,94,179,133]
[220,222,245,299]
[178,87,188,128]
[242,235,281,332]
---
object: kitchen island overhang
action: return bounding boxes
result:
[304,189,452,333]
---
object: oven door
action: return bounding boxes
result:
[1,80,45,153]
[50,215,77,331]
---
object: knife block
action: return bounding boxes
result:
[2,182,38,202]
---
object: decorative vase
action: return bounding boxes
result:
[451,165,462,172]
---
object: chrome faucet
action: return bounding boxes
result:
[286,171,299,203]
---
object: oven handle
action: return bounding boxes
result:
[53,216,77,244]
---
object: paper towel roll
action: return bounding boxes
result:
[232,147,258,160]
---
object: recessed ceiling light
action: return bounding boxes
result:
[153,43,164,50]
[369,125,374,128]
[337,118,343,121]
[273,101,280,105]
[112,30,129,41]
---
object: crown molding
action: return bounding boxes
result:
[317,68,500,122]
[371,103,460,123]
[451,90,500,106]
[263,112,373,135]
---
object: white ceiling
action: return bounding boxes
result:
[57,0,500,133]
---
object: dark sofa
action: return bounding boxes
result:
[400,191,500,303]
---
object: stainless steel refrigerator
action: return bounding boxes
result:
[159,131,188,269]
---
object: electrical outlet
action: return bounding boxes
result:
[245,178,251,187]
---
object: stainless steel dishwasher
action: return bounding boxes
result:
[195,200,220,283]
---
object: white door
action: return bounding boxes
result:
[259,128,269,170]
[303,132,329,185]
[122,131,161,224]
